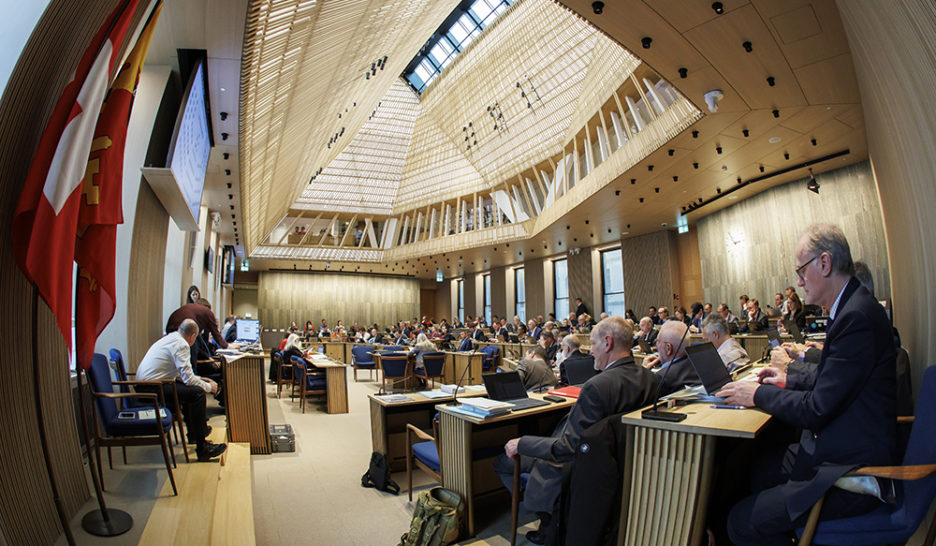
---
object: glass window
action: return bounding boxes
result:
[483,274,492,325]
[601,248,625,318]
[457,279,464,322]
[553,258,569,319]
[515,267,526,322]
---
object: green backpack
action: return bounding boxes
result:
[398,487,465,546]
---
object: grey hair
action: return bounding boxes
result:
[563,335,581,351]
[592,316,633,350]
[802,223,855,276]
[179,318,199,337]
[701,314,729,337]
[854,261,875,296]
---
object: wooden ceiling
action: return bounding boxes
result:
[240,0,867,278]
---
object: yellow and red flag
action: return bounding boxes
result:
[75,3,162,369]
[12,0,139,354]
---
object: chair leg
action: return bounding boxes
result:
[177,414,190,463]
[511,457,521,546]
[799,494,825,546]
[167,426,178,469]
[924,509,936,546]
[407,433,413,502]
[107,446,113,469]
[122,446,127,465]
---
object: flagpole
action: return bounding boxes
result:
[31,288,76,545]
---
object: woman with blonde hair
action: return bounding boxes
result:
[409,332,436,370]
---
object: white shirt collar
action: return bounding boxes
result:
[829,281,849,319]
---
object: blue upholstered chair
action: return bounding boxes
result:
[382,345,405,352]
[406,416,441,501]
[797,365,936,545]
[109,348,189,463]
[291,355,326,414]
[414,351,445,389]
[86,353,178,495]
[272,351,293,399]
[379,353,410,394]
[351,345,378,382]
[479,345,499,371]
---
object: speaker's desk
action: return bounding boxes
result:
[221,353,271,454]
[441,351,485,386]
[436,395,575,536]
[617,403,771,546]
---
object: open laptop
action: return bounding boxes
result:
[782,319,806,344]
[805,316,829,334]
[637,339,654,355]
[236,319,260,344]
[684,342,732,395]
[482,372,550,411]
[766,327,782,350]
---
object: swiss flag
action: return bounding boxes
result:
[75,3,161,370]
[11,0,139,353]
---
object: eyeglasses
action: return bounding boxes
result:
[795,255,819,281]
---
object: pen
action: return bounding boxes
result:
[711,405,746,410]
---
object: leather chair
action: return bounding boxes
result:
[351,345,378,382]
[291,355,326,413]
[406,417,441,501]
[86,353,178,495]
[414,351,445,389]
[797,365,936,545]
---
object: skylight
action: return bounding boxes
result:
[402,0,514,94]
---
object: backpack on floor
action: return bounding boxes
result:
[398,487,464,546]
[361,451,400,494]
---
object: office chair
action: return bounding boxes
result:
[479,345,499,372]
[273,351,293,399]
[86,353,178,495]
[797,365,936,545]
[414,352,445,389]
[379,353,410,394]
[406,417,442,501]
[351,345,378,382]
[291,355,326,413]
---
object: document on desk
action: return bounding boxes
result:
[418,390,451,399]
[375,394,414,403]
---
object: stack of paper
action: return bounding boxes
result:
[441,384,465,394]
[456,397,513,417]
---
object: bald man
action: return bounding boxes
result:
[641,320,700,396]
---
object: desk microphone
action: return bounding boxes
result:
[642,324,691,422]
[449,352,475,407]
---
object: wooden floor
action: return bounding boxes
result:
[139,428,255,545]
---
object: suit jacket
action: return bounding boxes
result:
[531,326,543,340]
[472,328,486,341]
[166,304,228,348]
[753,278,896,520]
[633,328,658,347]
[517,357,658,512]
[745,309,769,331]
[544,342,559,364]
[656,355,701,396]
[517,358,558,391]
[559,351,596,385]
[457,337,472,352]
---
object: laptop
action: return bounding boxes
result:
[236,319,260,343]
[805,316,829,334]
[481,372,550,411]
[637,339,653,354]
[782,319,805,344]
[564,358,598,386]
[766,327,782,350]
[684,342,732,395]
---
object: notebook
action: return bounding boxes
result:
[548,385,581,398]
[482,371,549,411]
[684,342,732,395]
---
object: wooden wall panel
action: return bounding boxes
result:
[524,258,546,319]
[491,266,507,320]
[127,181,169,370]
[419,289,436,320]
[621,231,681,316]
[837,0,936,398]
[568,249,594,318]
[258,272,419,328]
[435,279,452,322]
[463,273,478,318]
[697,161,889,309]
[0,0,150,542]
[676,230,703,309]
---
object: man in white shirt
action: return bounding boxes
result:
[700,314,750,371]
[136,318,227,461]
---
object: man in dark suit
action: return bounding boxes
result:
[540,329,558,364]
[574,298,588,319]
[456,331,473,352]
[743,299,769,331]
[718,224,896,545]
[558,335,595,385]
[471,323,486,342]
[494,317,657,545]
[632,316,658,348]
[641,320,697,396]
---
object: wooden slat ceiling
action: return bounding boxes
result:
[239,0,867,278]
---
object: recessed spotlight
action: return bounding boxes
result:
[742,41,753,53]
[728,195,738,200]
[768,136,782,144]
[641,36,652,49]
[766,76,775,87]
[692,130,699,139]
[712,2,724,14]
[678,68,688,79]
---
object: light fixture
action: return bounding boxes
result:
[742,41,753,52]
[641,37,652,49]
[678,67,688,79]
[766,76,776,87]
[704,90,724,113]
[591,1,604,14]
[712,2,724,14]
[221,132,229,141]
[807,168,820,194]
[220,111,228,120]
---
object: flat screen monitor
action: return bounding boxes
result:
[166,59,210,224]
[236,319,260,343]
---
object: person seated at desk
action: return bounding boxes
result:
[135,319,227,462]
[471,323,486,342]
[785,291,807,330]
[742,299,769,332]
[516,324,528,342]
[718,303,739,326]
[689,302,705,331]
[700,314,750,371]
[539,329,558,365]
[494,317,657,545]
[633,316,658,348]
[437,325,455,348]
[641,320,698,396]
[528,319,542,341]
[717,223,896,546]
[558,335,594,385]
[409,333,436,371]
[516,346,558,391]
[456,330,473,352]
[657,306,671,322]
[494,318,510,340]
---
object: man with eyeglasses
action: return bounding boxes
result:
[717,224,896,545]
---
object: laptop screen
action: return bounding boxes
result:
[766,327,782,349]
[236,319,260,342]
[684,342,731,395]
[782,319,805,344]
[482,371,528,401]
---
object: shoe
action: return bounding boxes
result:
[196,442,227,462]
[525,529,545,545]
[204,424,212,438]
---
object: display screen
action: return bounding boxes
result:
[167,60,210,224]
[236,319,260,342]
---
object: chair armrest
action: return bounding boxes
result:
[406,424,434,443]
[897,415,914,424]
[113,379,167,386]
[849,463,936,481]
[93,391,157,401]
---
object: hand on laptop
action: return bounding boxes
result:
[757,366,787,389]
[715,380,758,407]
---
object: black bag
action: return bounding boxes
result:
[362,451,400,494]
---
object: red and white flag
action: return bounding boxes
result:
[75,3,161,369]
[12,0,139,352]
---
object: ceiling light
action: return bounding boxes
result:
[591,1,604,14]
[678,67,688,79]
[766,76,775,86]
[712,2,724,14]
[768,136,782,144]
[742,41,752,53]
[641,37,652,49]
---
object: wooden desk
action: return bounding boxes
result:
[617,404,771,545]
[221,354,271,454]
[305,357,349,414]
[442,351,484,386]
[437,394,575,536]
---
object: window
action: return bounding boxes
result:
[553,258,569,319]
[483,274,492,325]
[457,279,464,322]
[601,248,625,318]
[514,267,525,322]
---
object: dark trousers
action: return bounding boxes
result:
[138,382,208,448]
[727,445,883,545]
[493,454,558,545]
